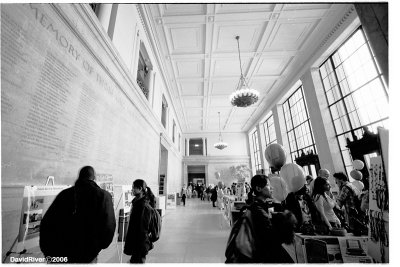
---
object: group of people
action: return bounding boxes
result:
[40,166,157,263]
[181,183,222,207]
[38,165,368,264]
[229,169,369,263]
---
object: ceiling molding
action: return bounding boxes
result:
[143,3,355,134]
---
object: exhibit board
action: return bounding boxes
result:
[367,156,389,263]
[96,174,114,203]
[17,185,69,243]
[166,193,176,209]
[121,185,133,213]
[1,4,159,186]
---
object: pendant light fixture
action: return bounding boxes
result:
[214,112,228,150]
[229,36,260,107]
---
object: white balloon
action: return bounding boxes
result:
[291,175,306,193]
[280,163,305,193]
[352,180,364,196]
[352,159,364,170]
[269,175,288,202]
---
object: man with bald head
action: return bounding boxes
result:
[318,169,330,179]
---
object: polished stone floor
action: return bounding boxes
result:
[100,197,231,263]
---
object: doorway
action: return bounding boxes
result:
[187,165,206,186]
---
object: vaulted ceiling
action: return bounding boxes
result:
[143,3,353,134]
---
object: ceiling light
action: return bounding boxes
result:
[214,112,228,150]
[229,36,259,107]
[194,144,199,147]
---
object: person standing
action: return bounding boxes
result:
[124,179,156,263]
[309,168,332,197]
[312,177,341,233]
[40,166,116,263]
[187,184,192,199]
[333,172,360,232]
[248,175,295,263]
[211,186,218,207]
[181,185,187,206]
[284,184,319,233]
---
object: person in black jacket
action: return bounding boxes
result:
[124,179,155,263]
[210,186,218,207]
[248,174,296,263]
[284,184,320,233]
[40,166,116,263]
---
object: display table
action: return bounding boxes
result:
[222,195,246,226]
[283,233,372,263]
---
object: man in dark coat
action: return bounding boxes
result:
[211,186,218,207]
[40,166,116,263]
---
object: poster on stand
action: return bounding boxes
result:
[121,185,133,213]
[96,174,114,203]
[18,185,69,243]
[166,193,176,209]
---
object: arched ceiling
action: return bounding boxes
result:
[142,3,354,134]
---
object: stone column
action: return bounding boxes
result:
[185,138,189,156]
[301,69,343,182]
[256,123,266,171]
[183,163,188,186]
[202,138,206,156]
[354,4,388,86]
[273,104,290,164]
[150,71,156,107]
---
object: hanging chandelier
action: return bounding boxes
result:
[229,36,260,107]
[214,112,228,150]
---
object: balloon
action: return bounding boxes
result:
[269,175,289,202]
[350,169,363,181]
[352,159,364,170]
[265,143,287,169]
[280,163,305,193]
[291,175,306,193]
[352,180,364,195]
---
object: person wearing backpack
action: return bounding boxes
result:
[226,175,296,263]
[124,179,157,263]
[39,166,116,263]
[249,175,296,263]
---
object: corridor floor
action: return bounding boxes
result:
[103,197,231,263]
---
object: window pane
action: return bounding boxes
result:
[284,86,317,165]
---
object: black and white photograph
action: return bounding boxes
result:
[1,1,395,265]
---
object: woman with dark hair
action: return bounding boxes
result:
[312,177,341,232]
[283,183,320,234]
[247,174,296,263]
[124,179,155,263]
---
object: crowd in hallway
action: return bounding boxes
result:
[29,162,371,264]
